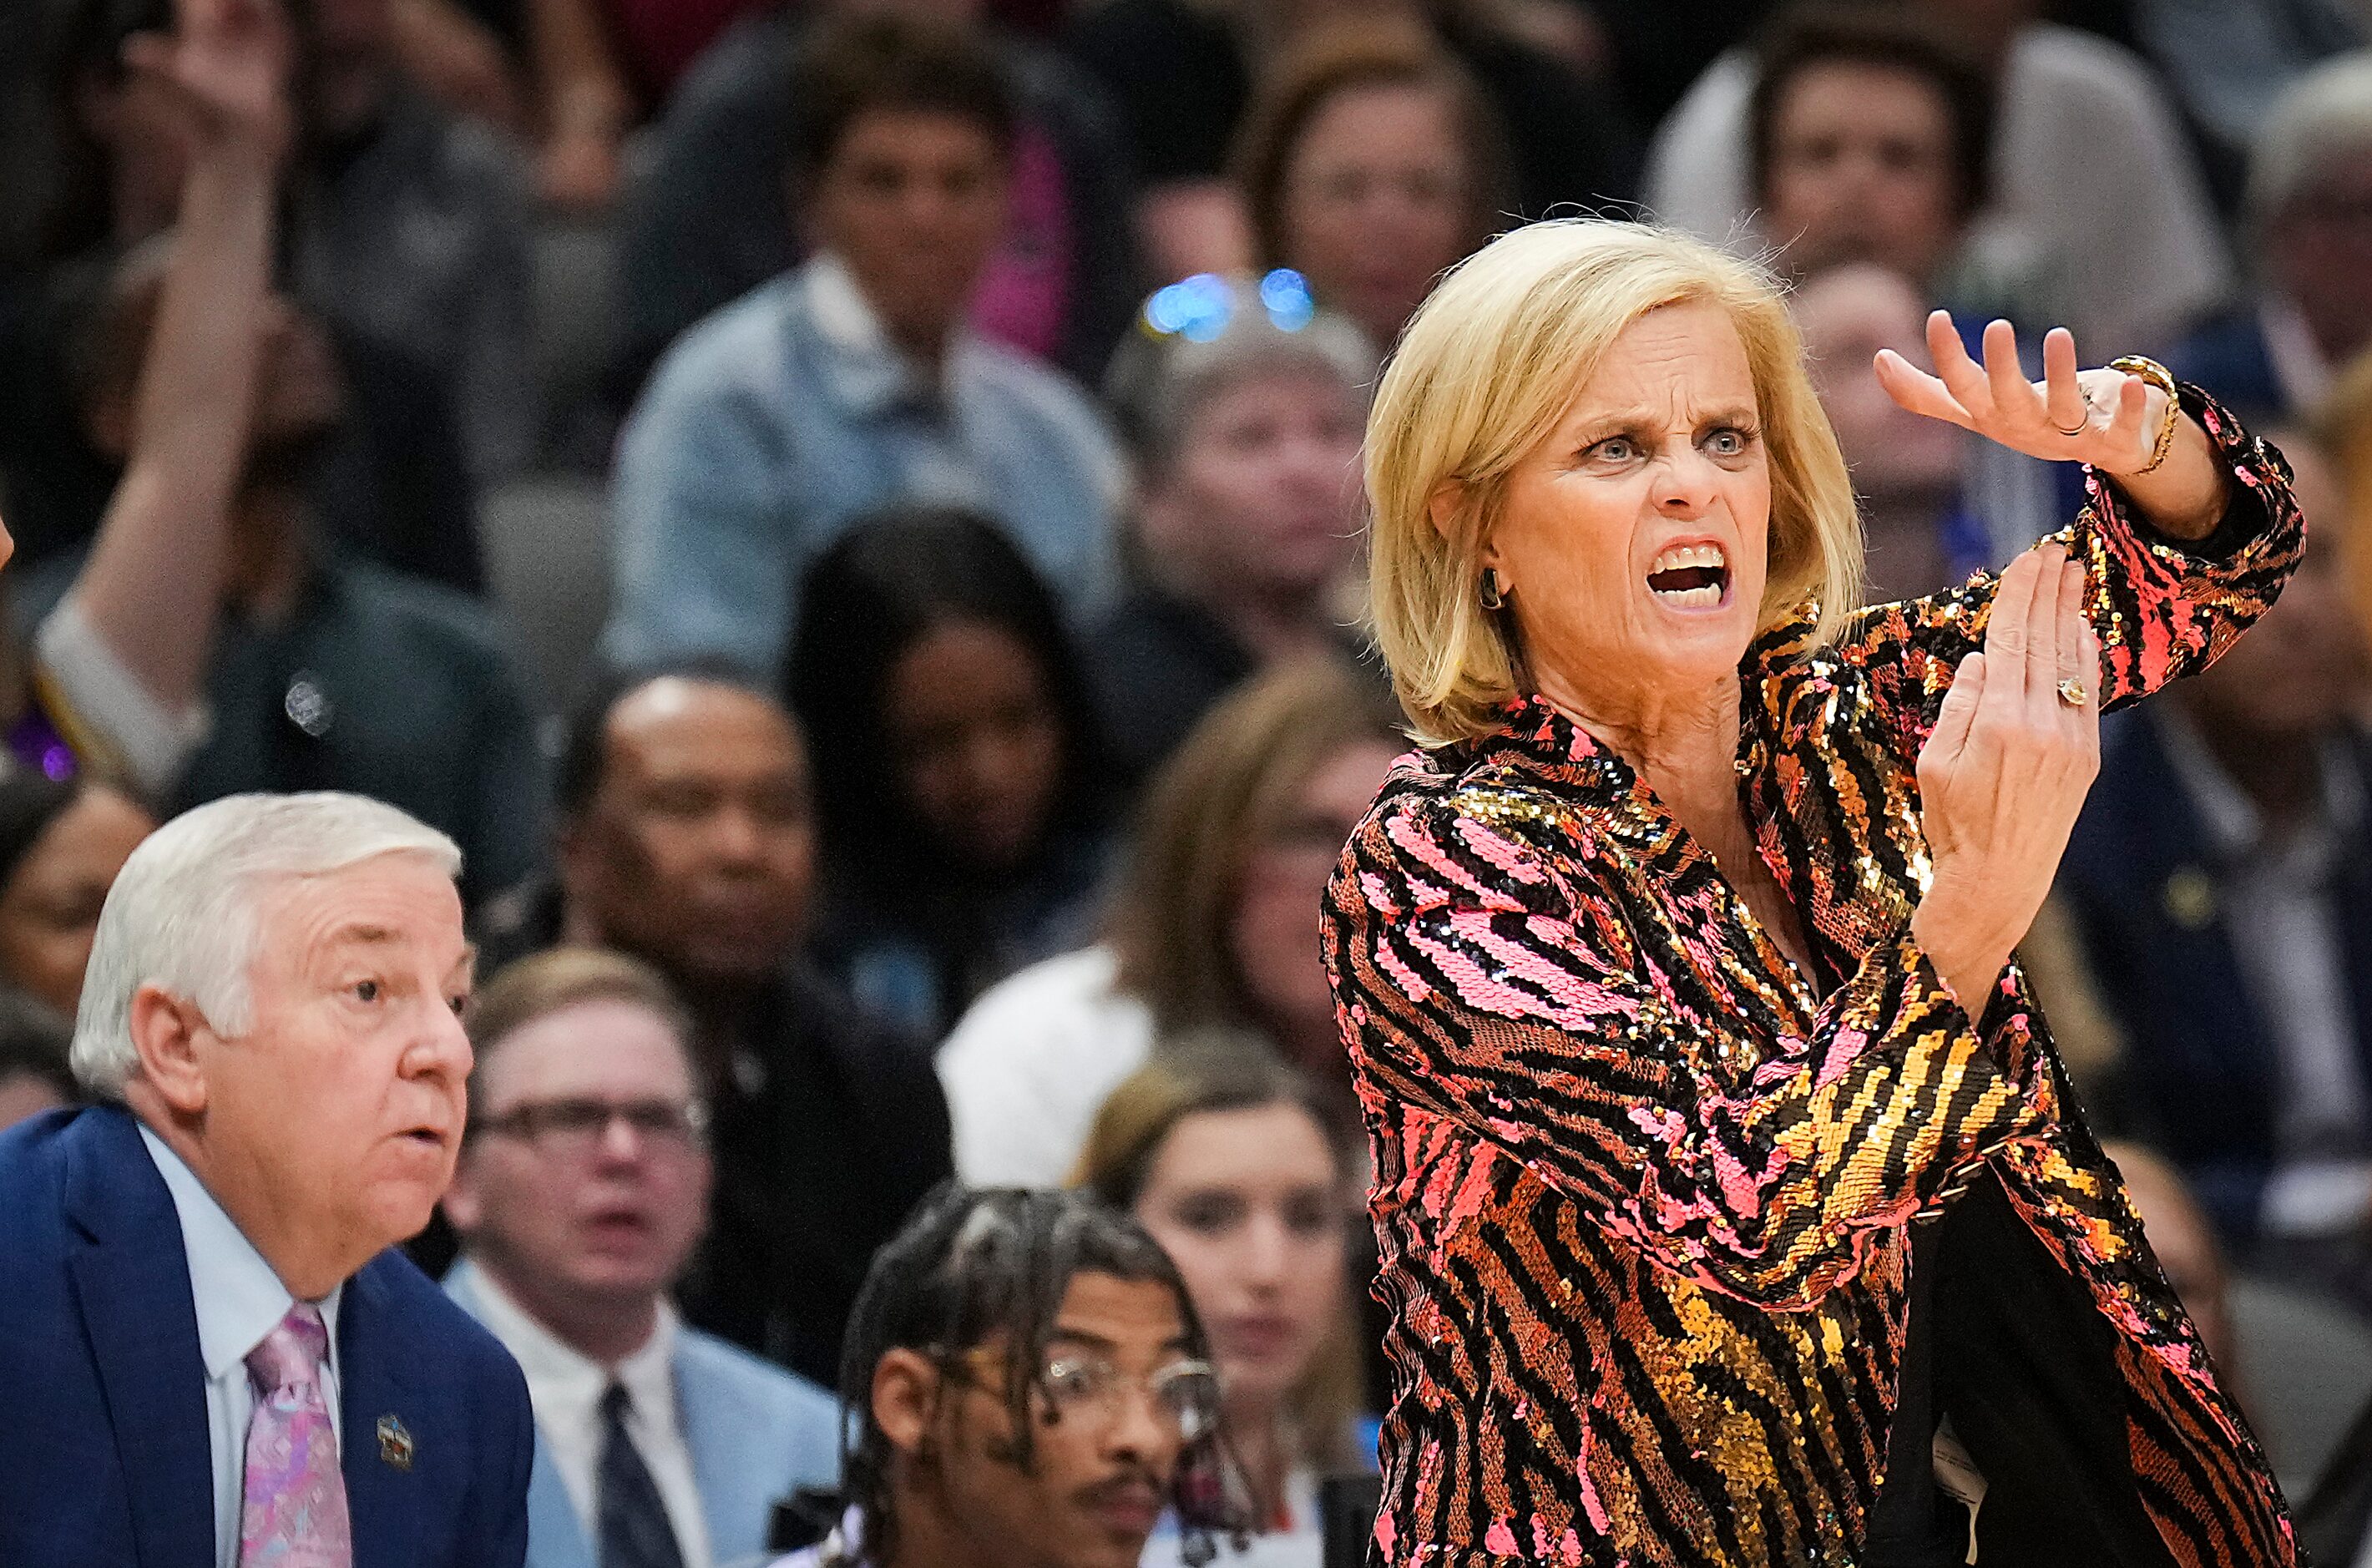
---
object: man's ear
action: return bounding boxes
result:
[127,984,211,1115]
[872,1347,944,1459]
[441,1151,483,1235]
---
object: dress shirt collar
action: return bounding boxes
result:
[801,251,976,420]
[138,1123,344,1383]
[463,1258,680,1430]
[2262,296,2335,415]
[2154,706,2365,871]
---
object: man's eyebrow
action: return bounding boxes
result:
[324,923,402,948]
[448,944,478,985]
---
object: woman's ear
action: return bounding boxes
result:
[1426,480,1466,543]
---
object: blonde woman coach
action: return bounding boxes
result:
[1323,219,2303,1566]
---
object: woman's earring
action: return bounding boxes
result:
[1479,571,1505,610]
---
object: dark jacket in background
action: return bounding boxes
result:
[1061,0,1641,215]
[2058,707,2372,1242]
[675,964,955,1388]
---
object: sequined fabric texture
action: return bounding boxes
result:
[1323,388,2303,1568]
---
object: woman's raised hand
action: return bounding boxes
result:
[122,0,294,163]
[1909,542,2101,1013]
[1873,311,2167,476]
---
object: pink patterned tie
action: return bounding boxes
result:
[239,1304,353,1567]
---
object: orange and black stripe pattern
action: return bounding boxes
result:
[1323,386,2303,1567]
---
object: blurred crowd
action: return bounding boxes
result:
[7,0,2372,1562]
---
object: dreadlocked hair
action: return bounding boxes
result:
[831,1183,1245,1566]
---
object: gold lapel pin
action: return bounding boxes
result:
[377,1414,414,1471]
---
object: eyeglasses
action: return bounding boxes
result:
[1141,269,1317,342]
[473,1096,709,1157]
[945,1346,1222,1444]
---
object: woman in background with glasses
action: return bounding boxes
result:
[1075,1035,1372,1568]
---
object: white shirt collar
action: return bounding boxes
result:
[464,1259,680,1427]
[2261,296,2335,413]
[138,1123,343,1383]
[802,251,974,412]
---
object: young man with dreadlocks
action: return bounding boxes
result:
[771,1183,1238,1568]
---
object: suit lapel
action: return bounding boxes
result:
[339,1258,422,1568]
[62,1108,216,1568]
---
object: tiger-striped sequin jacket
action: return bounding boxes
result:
[1323,387,2303,1568]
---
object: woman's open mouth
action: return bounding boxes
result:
[1646,543,1731,609]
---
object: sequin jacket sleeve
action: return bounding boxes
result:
[1340,784,2046,1312]
[1835,383,2301,763]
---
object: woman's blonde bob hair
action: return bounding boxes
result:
[1366,219,1864,744]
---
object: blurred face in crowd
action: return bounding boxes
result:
[1763,62,1964,284]
[1230,738,1399,1071]
[827,0,988,14]
[86,275,346,482]
[130,851,473,1294]
[2171,435,2368,743]
[1793,263,1969,599]
[0,1069,68,1133]
[304,0,399,136]
[74,56,195,244]
[1279,80,1474,352]
[444,999,711,1332]
[1130,1100,1346,1420]
[873,1272,1196,1568]
[1139,364,1365,609]
[563,679,818,984]
[2267,154,2372,365]
[811,108,1010,355]
[886,619,1065,873]
[0,785,156,1020]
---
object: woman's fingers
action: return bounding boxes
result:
[1984,546,2039,665]
[2042,329,2086,436]
[2053,555,2089,726]
[1982,318,2035,427]
[1927,310,1994,417]
[2020,543,2066,708]
[1927,651,1986,768]
[1874,348,1971,428]
[2104,372,2151,463]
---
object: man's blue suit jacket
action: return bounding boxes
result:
[443,1260,843,1568]
[0,1105,536,1567]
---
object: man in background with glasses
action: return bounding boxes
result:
[773,1184,1237,1568]
[444,947,842,1568]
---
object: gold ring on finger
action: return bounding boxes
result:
[2056,678,2089,708]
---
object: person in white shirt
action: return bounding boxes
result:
[937,657,1401,1187]
[1075,1039,1374,1568]
[1643,0,2230,353]
[443,946,843,1568]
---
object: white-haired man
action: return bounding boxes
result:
[2171,52,2372,422]
[0,791,534,1567]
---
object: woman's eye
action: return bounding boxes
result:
[352,979,381,1003]
[1587,436,1636,463]
[1706,427,1753,457]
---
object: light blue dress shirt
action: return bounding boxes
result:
[139,1125,346,1568]
[602,252,1121,677]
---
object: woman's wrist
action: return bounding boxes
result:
[2099,397,2230,542]
[1909,893,2013,1018]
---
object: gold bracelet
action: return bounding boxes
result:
[2108,355,2181,475]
